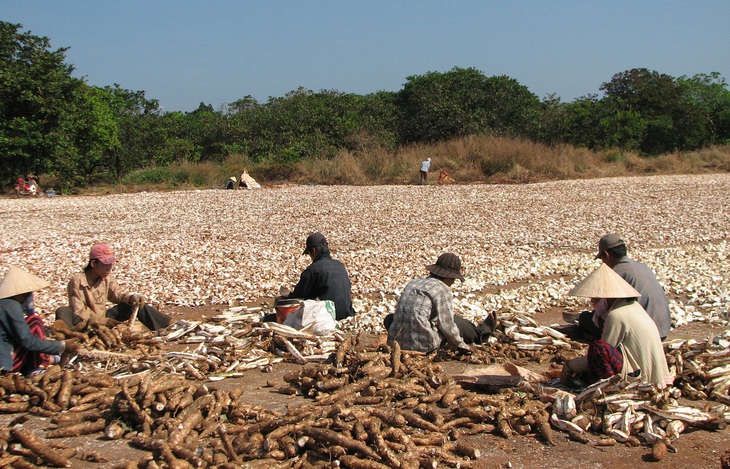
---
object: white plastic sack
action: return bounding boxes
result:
[283,299,336,335]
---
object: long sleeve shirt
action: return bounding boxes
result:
[387,276,467,352]
[67,271,134,326]
[613,256,671,339]
[289,254,355,320]
[602,299,673,387]
[0,299,63,371]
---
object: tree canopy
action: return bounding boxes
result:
[2,22,729,189]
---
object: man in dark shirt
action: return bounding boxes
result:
[286,233,356,320]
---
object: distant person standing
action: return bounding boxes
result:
[419,158,431,185]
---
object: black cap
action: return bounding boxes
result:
[426,253,465,281]
[595,233,625,259]
[303,232,328,255]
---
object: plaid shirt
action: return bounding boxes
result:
[387,276,466,352]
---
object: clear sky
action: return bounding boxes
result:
[3,1,729,112]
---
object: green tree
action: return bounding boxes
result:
[0,22,82,184]
[395,67,540,144]
[482,75,541,139]
[56,84,120,186]
[102,85,164,180]
[562,95,604,149]
[185,103,230,162]
[535,94,571,146]
[677,72,730,145]
[599,68,706,154]
[396,67,492,143]
[227,88,396,162]
[156,111,197,165]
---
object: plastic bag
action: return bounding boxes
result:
[283,299,336,335]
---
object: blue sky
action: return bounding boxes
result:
[4,1,729,112]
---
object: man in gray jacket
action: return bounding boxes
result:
[579,234,671,340]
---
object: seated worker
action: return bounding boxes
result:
[561,264,673,388]
[385,253,496,353]
[225,176,236,189]
[281,233,356,321]
[0,267,79,376]
[55,244,171,331]
[579,234,671,340]
[238,170,261,189]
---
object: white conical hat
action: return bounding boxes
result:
[568,264,641,299]
[0,266,50,299]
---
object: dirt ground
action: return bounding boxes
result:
[2,305,728,469]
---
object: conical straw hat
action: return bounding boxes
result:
[0,266,50,299]
[568,264,641,299]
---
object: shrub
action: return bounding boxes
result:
[480,156,516,176]
[122,167,172,185]
[603,149,627,163]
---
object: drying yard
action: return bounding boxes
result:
[0,174,729,468]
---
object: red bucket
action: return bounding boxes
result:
[275,299,302,324]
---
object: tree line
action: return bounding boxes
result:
[2,22,730,190]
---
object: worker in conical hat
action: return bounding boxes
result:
[561,264,672,388]
[0,267,79,376]
[577,234,671,340]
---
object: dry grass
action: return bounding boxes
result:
[280,138,730,186]
[41,138,728,195]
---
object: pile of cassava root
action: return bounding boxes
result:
[5,326,725,469]
[0,331,575,469]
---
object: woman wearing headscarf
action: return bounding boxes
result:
[561,264,673,388]
[0,267,79,375]
[55,244,171,332]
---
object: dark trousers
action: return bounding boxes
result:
[56,303,171,331]
[384,314,492,345]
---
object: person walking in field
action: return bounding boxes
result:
[419,158,431,185]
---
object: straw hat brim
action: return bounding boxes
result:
[0,266,50,299]
[568,264,641,299]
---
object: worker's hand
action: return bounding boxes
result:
[129,294,145,305]
[85,317,99,329]
[63,338,81,353]
[560,361,573,386]
[51,320,71,334]
[105,318,122,328]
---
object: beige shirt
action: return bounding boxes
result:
[67,271,133,326]
[602,299,673,387]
